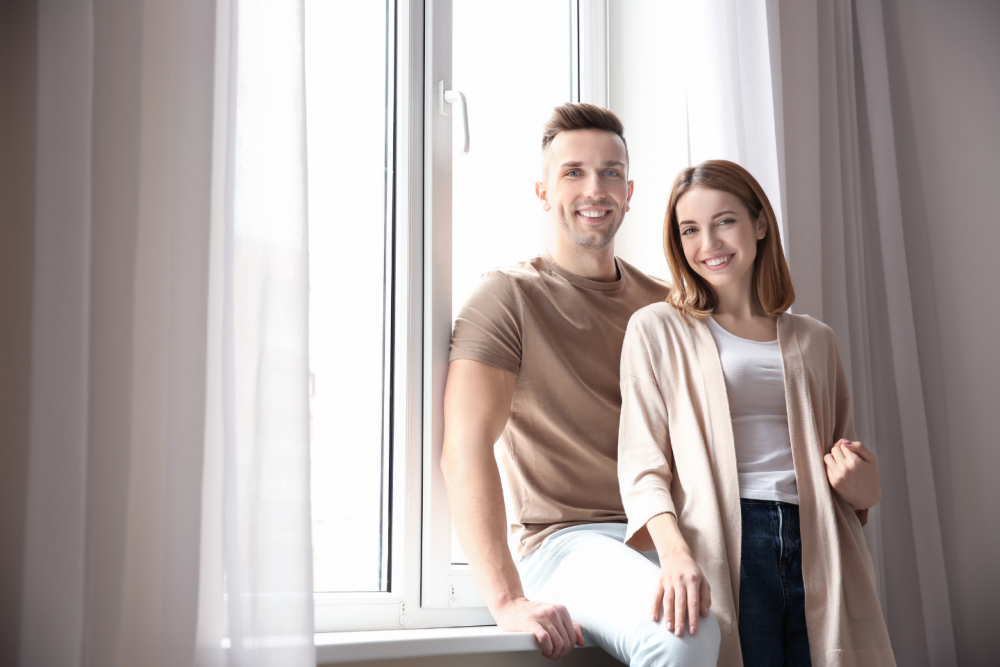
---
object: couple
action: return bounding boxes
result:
[440,103,895,667]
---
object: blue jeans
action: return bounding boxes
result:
[739,499,812,667]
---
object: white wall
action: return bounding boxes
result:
[881,0,1000,664]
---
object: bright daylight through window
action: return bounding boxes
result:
[307,0,392,594]
[449,0,572,565]
[306,0,574,611]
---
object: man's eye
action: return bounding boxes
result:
[566,170,582,176]
[604,170,619,177]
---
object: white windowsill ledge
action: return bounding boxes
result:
[316,626,538,664]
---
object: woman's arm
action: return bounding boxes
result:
[646,513,712,637]
[827,334,881,525]
[825,438,881,519]
[618,318,710,637]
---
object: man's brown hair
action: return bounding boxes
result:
[663,159,795,319]
[541,102,629,167]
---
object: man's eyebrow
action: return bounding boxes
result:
[557,160,626,169]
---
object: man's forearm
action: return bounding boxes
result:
[442,442,525,613]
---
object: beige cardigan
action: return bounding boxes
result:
[618,303,895,667]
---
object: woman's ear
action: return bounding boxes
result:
[755,212,767,240]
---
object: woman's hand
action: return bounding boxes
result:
[824,439,881,510]
[652,549,712,638]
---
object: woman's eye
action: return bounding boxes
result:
[718,218,736,226]
[681,227,696,235]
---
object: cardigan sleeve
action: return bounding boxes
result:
[618,318,676,544]
[830,330,871,525]
[831,330,857,445]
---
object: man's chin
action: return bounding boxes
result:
[569,228,617,251]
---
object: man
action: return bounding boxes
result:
[441,103,721,665]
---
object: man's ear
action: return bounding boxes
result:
[535,181,551,211]
[626,180,634,212]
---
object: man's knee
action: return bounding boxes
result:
[631,611,721,667]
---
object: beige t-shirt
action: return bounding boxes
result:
[450,252,669,561]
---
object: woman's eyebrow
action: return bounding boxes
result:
[713,209,738,218]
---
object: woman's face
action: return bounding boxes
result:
[674,186,767,295]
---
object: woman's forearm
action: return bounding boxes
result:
[646,512,694,561]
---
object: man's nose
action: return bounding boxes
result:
[582,172,607,198]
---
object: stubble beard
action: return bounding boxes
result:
[556,205,626,251]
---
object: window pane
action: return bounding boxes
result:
[450,0,572,564]
[307,0,391,593]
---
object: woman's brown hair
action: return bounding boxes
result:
[663,159,794,318]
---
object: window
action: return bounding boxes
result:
[311,0,609,632]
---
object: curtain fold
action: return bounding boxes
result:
[22,1,216,666]
[770,1,958,664]
[20,1,315,666]
[197,0,315,665]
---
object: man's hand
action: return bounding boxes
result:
[652,549,711,638]
[442,360,584,660]
[824,439,881,510]
[493,596,585,660]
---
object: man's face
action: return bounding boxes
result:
[536,129,633,251]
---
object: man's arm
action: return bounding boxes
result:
[440,359,585,660]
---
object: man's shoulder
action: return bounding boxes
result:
[616,256,670,296]
[472,255,549,293]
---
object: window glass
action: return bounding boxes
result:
[306,0,391,593]
[450,0,572,564]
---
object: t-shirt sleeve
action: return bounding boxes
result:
[449,270,522,375]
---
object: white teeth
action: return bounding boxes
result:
[706,255,732,267]
[578,210,607,218]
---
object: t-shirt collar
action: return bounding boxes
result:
[541,251,625,292]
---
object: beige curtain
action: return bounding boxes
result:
[769,1,958,665]
[17,1,315,666]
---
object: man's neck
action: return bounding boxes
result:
[547,243,619,282]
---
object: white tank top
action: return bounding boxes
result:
[706,317,799,504]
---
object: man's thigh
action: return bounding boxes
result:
[518,524,720,667]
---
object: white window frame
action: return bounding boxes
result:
[315,0,609,633]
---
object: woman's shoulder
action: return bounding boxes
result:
[781,312,841,355]
[628,301,699,334]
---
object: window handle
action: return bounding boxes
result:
[438,80,469,155]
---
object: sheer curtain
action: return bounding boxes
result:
[197,0,314,664]
[610,0,782,277]
[18,1,314,666]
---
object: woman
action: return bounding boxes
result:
[618,160,895,666]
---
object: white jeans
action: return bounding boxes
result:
[517,523,721,667]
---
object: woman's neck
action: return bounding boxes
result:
[711,279,777,342]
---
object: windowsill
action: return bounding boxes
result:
[315,626,538,664]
